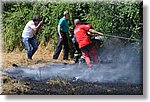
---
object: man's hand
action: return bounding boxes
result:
[59,33,63,41]
[87,31,95,36]
[60,35,63,40]
[98,32,103,35]
[39,20,43,25]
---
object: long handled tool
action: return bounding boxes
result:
[95,34,141,42]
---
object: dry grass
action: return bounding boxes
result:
[2,43,74,68]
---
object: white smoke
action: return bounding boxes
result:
[3,38,142,84]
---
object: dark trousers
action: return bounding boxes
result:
[53,32,69,60]
[74,42,82,63]
[72,35,81,56]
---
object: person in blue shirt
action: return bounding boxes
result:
[53,11,70,61]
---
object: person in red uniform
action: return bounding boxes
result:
[74,19,103,68]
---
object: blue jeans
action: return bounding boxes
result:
[22,37,38,59]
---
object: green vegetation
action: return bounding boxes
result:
[2,0,143,52]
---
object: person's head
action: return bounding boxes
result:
[32,15,41,25]
[63,11,69,20]
[74,19,81,26]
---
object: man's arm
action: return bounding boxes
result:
[88,29,103,35]
[32,21,43,33]
[58,25,62,39]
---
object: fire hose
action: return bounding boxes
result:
[94,34,141,42]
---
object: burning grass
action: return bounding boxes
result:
[1,41,143,95]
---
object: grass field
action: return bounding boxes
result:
[2,44,74,68]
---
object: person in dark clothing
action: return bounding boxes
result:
[53,11,70,61]
[72,35,82,63]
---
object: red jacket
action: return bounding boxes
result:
[74,24,92,48]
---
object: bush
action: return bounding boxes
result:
[2,1,142,52]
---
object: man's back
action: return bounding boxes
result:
[58,17,69,33]
[74,24,92,48]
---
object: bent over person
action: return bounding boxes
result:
[22,15,43,60]
[74,19,103,68]
[53,11,70,61]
